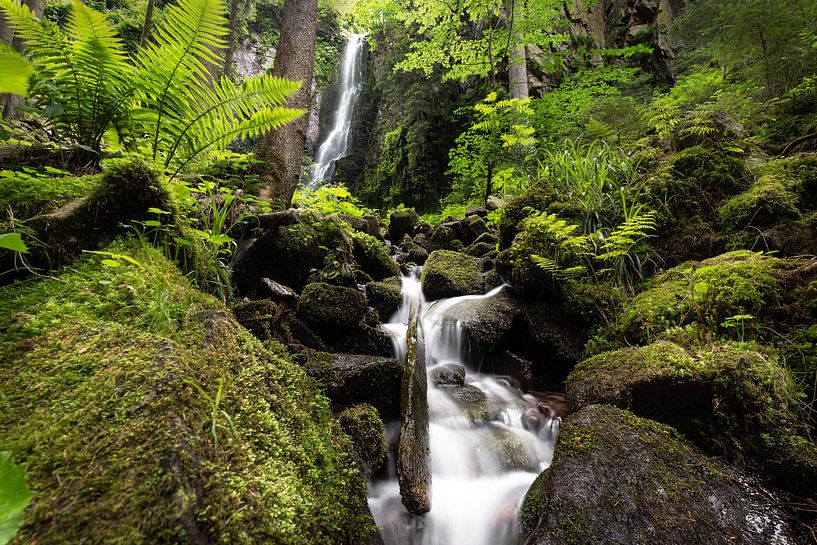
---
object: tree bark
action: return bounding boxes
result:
[222,0,241,80]
[503,0,528,100]
[253,0,317,208]
[1,0,44,119]
[139,0,155,47]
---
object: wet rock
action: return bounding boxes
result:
[366,278,402,322]
[389,209,419,241]
[465,241,496,258]
[448,384,491,422]
[465,205,489,218]
[430,363,466,386]
[421,250,484,301]
[232,299,284,341]
[260,277,299,304]
[338,404,388,481]
[279,313,328,350]
[299,351,403,419]
[448,289,524,348]
[488,426,531,470]
[412,233,430,250]
[296,282,368,334]
[484,351,533,391]
[406,244,429,265]
[521,405,804,545]
[567,341,817,497]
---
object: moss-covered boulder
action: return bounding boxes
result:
[297,282,368,334]
[299,351,403,419]
[388,209,418,241]
[521,405,803,545]
[429,363,466,386]
[420,250,484,301]
[351,231,400,281]
[428,223,459,252]
[566,341,817,495]
[497,186,553,249]
[338,404,388,481]
[232,299,283,341]
[0,242,379,545]
[719,174,801,232]
[365,277,402,322]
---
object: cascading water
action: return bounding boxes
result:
[371,268,560,545]
[309,33,366,186]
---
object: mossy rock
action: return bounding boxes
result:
[0,172,102,221]
[296,282,368,334]
[566,341,816,495]
[497,186,553,249]
[613,250,787,345]
[338,404,388,481]
[447,384,492,423]
[428,223,458,252]
[388,209,418,241]
[420,250,484,301]
[365,277,402,322]
[351,231,399,281]
[719,174,801,231]
[0,241,379,545]
[232,299,281,341]
[522,405,803,545]
[299,351,403,419]
[429,363,466,386]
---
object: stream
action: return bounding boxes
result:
[369,268,560,545]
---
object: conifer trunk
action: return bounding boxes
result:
[1,0,44,119]
[254,0,317,208]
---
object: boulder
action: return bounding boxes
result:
[460,214,490,245]
[259,277,299,304]
[521,405,804,545]
[330,324,394,357]
[363,214,384,240]
[389,209,419,241]
[296,282,368,335]
[446,288,523,348]
[567,341,817,496]
[447,384,492,422]
[465,205,489,218]
[351,231,400,281]
[430,363,466,386]
[421,250,484,301]
[486,196,503,211]
[406,243,429,265]
[338,404,388,481]
[299,351,404,419]
[232,299,284,341]
[366,277,403,322]
[428,224,459,252]
[412,233,430,250]
[465,241,496,258]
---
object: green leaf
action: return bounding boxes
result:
[0,233,28,253]
[147,207,171,215]
[0,451,34,545]
[100,258,121,267]
[693,281,709,295]
[0,50,32,96]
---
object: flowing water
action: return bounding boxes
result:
[309,33,366,186]
[370,268,560,545]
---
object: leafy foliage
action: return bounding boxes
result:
[293,184,371,217]
[0,452,34,545]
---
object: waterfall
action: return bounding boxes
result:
[371,268,560,545]
[309,33,366,186]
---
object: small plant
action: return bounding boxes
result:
[294,184,371,217]
[722,314,756,342]
[184,377,236,447]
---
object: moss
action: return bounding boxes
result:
[296,282,368,332]
[0,173,101,220]
[337,404,388,480]
[388,208,419,241]
[420,250,484,301]
[615,250,783,344]
[0,240,377,544]
[566,341,815,494]
[718,174,801,231]
[365,278,402,322]
[350,230,399,281]
[497,186,554,249]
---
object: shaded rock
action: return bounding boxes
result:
[429,224,458,251]
[421,250,484,301]
[567,341,817,497]
[521,405,803,545]
[448,384,491,422]
[366,277,402,322]
[232,299,284,341]
[330,324,393,357]
[417,221,433,236]
[412,233,430,250]
[260,277,299,304]
[484,350,533,391]
[466,241,496,258]
[363,214,384,240]
[299,351,403,419]
[406,244,429,265]
[389,209,419,241]
[352,231,400,281]
[340,214,369,233]
[460,214,490,245]
[465,205,489,218]
[473,231,498,246]
[338,404,388,481]
[448,288,523,348]
[296,282,367,335]
[430,363,466,386]
[279,313,328,351]
[486,196,502,211]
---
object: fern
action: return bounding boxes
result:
[0,0,303,174]
[596,209,657,293]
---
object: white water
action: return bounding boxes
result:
[309,34,366,186]
[370,268,560,545]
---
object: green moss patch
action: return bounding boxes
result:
[0,241,376,544]
[420,250,484,301]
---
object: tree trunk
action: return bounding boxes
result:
[485,160,494,205]
[223,0,241,80]
[1,0,44,119]
[253,0,317,208]
[140,0,155,47]
[503,0,529,100]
